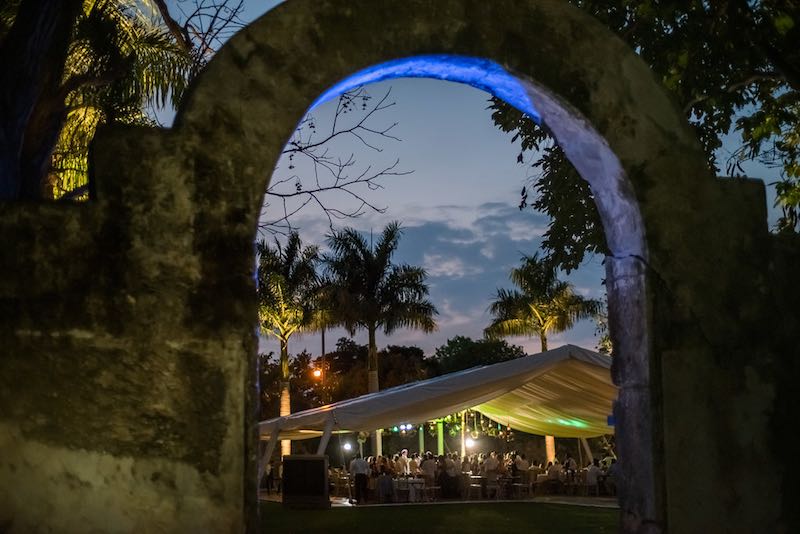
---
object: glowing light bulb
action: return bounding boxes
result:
[465,438,475,448]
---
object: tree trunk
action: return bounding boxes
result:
[545,435,556,463]
[367,324,379,392]
[540,334,548,353]
[280,338,291,457]
[320,327,326,404]
[22,93,69,199]
[367,324,381,456]
[0,0,82,200]
[279,380,291,458]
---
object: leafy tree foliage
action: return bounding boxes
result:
[0,0,196,200]
[485,254,601,352]
[490,0,800,271]
[259,338,433,418]
[429,335,526,375]
[317,337,369,402]
[314,339,432,402]
[259,350,324,419]
[377,344,430,388]
[2,1,405,229]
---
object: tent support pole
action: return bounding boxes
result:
[437,420,444,456]
[316,416,335,455]
[580,437,594,462]
[460,411,466,457]
[418,425,425,455]
[259,426,280,483]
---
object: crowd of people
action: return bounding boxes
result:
[342,448,618,504]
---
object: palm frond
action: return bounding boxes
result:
[487,253,601,346]
[49,0,192,199]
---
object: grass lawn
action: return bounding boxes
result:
[260,501,619,533]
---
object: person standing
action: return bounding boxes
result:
[409,452,420,476]
[585,458,601,496]
[398,449,411,475]
[264,460,274,494]
[349,454,370,504]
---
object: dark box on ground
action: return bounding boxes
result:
[282,454,331,509]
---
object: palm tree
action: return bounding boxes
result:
[485,253,601,464]
[325,222,437,454]
[257,231,320,457]
[0,0,194,199]
[49,0,194,199]
[485,253,601,352]
[325,222,438,391]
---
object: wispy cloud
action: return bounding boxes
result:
[436,299,482,330]
[423,254,483,278]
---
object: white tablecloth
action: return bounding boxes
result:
[394,478,425,502]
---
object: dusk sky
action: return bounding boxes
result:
[257,76,609,357]
[167,0,782,359]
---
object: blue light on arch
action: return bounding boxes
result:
[311,54,541,124]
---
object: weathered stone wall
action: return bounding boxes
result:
[0,127,259,533]
[1,0,798,532]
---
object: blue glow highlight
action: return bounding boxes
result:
[311,54,541,124]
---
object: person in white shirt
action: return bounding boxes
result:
[585,458,601,494]
[442,454,459,497]
[445,454,458,477]
[515,453,530,472]
[349,454,371,504]
[398,449,411,475]
[420,452,438,485]
[408,452,420,475]
[483,451,500,482]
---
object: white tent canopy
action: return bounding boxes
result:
[259,344,616,444]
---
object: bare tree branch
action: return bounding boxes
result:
[259,87,411,237]
[151,0,193,52]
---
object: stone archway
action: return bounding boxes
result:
[2,1,794,533]
[171,0,708,529]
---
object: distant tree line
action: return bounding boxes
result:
[258,335,526,420]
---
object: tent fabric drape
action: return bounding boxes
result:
[259,344,616,441]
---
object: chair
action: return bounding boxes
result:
[467,481,483,500]
[485,477,501,500]
[394,478,410,502]
[377,474,395,503]
[423,482,441,501]
[408,478,425,502]
[582,470,600,496]
[512,472,530,499]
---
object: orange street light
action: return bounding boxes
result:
[312,368,322,379]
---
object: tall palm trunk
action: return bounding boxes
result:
[279,338,291,457]
[539,333,553,459]
[545,435,556,463]
[367,324,379,392]
[367,324,382,456]
[320,327,327,405]
[0,0,82,200]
